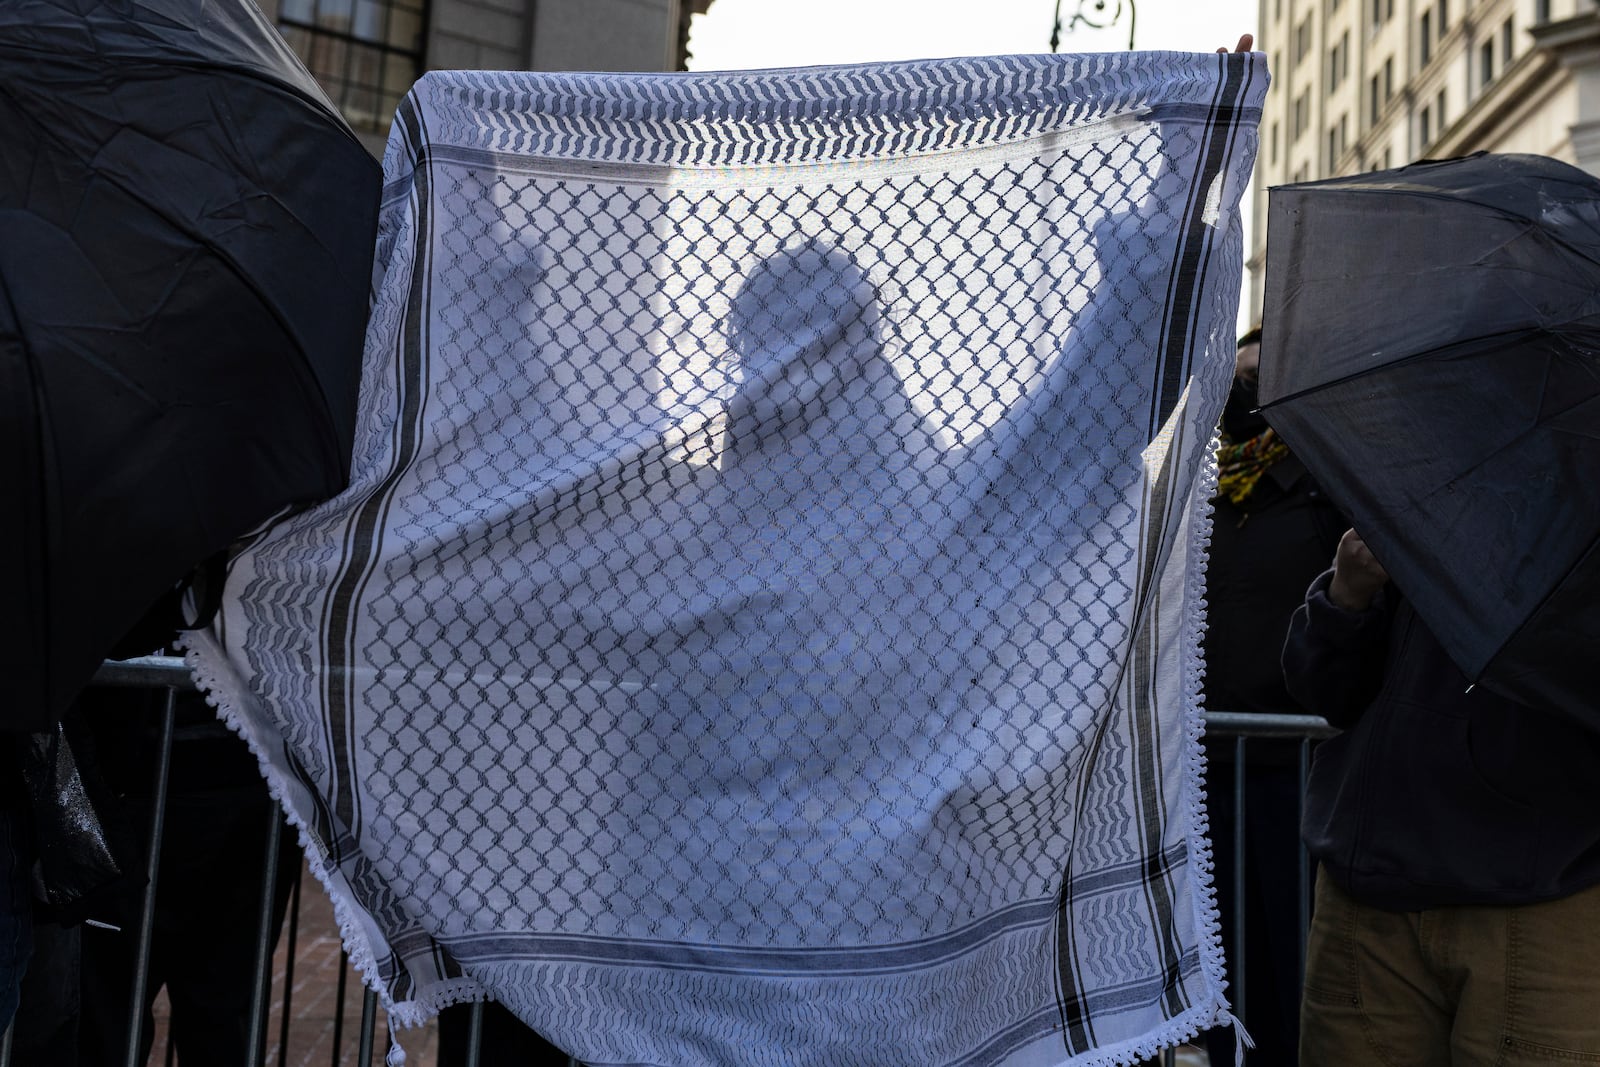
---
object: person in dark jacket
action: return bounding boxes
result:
[1202,326,1343,1066]
[11,594,302,1067]
[1284,528,1600,1065]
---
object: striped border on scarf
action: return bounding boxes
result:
[1053,49,1257,1055]
[310,94,453,998]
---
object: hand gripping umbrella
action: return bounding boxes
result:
[0,0,381,730]
[1258,153,1600,717]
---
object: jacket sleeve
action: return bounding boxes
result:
[1281,568,1392,730]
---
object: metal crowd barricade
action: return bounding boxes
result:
[0,657,583,1067]
[1155,711,1337,1067]
[4,659,1332,1067]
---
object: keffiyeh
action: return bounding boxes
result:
[187,50,1265,1066]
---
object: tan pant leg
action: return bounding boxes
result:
[1300,870,1452,1067]
[1442,881,1600,1066]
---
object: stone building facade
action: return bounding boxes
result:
[1248,0,1600,316]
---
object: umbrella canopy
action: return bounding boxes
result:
[1258,152,1600,717]
[1,0,381,729]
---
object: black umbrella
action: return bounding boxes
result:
[1258,153,1600,716]
[1,0,381,729]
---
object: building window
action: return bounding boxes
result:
[278,0,427,133]
[1439,0,1448,32]
[1481,39,1495,86]
[1369,72,1382,123]
[1371,0,1383,27]
[1436,88,1447,133]
[1271,120,1280,164]
[1383,57,1394,101]
[1384,146,1392,168]
[1502,18,1515,64]
[1327,113,1348,164]
[1420,105,1432,146]
[1276,0,1283,20]
[1293,89,1312,142]
[1330,33,1350,92]
[1296,16,1314,62]
[1294,162,1310,183]
[1420,12,1432,64]
[1536,0,1552,24]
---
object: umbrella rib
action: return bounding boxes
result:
[2,98,355,477]
[1318,185,1600,269]
[1477,527,1600,692]
[129,57,369,155]
[0,48,366,155]
[1258,326,1543,409]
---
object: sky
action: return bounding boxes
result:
[686,0,1258,72]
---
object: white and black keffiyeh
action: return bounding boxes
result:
[187,50,1265,1066]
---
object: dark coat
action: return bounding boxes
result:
[1284,571,1600,910]
[1204,453,1345,717]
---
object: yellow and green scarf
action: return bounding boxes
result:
[1216,427,1290,506]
